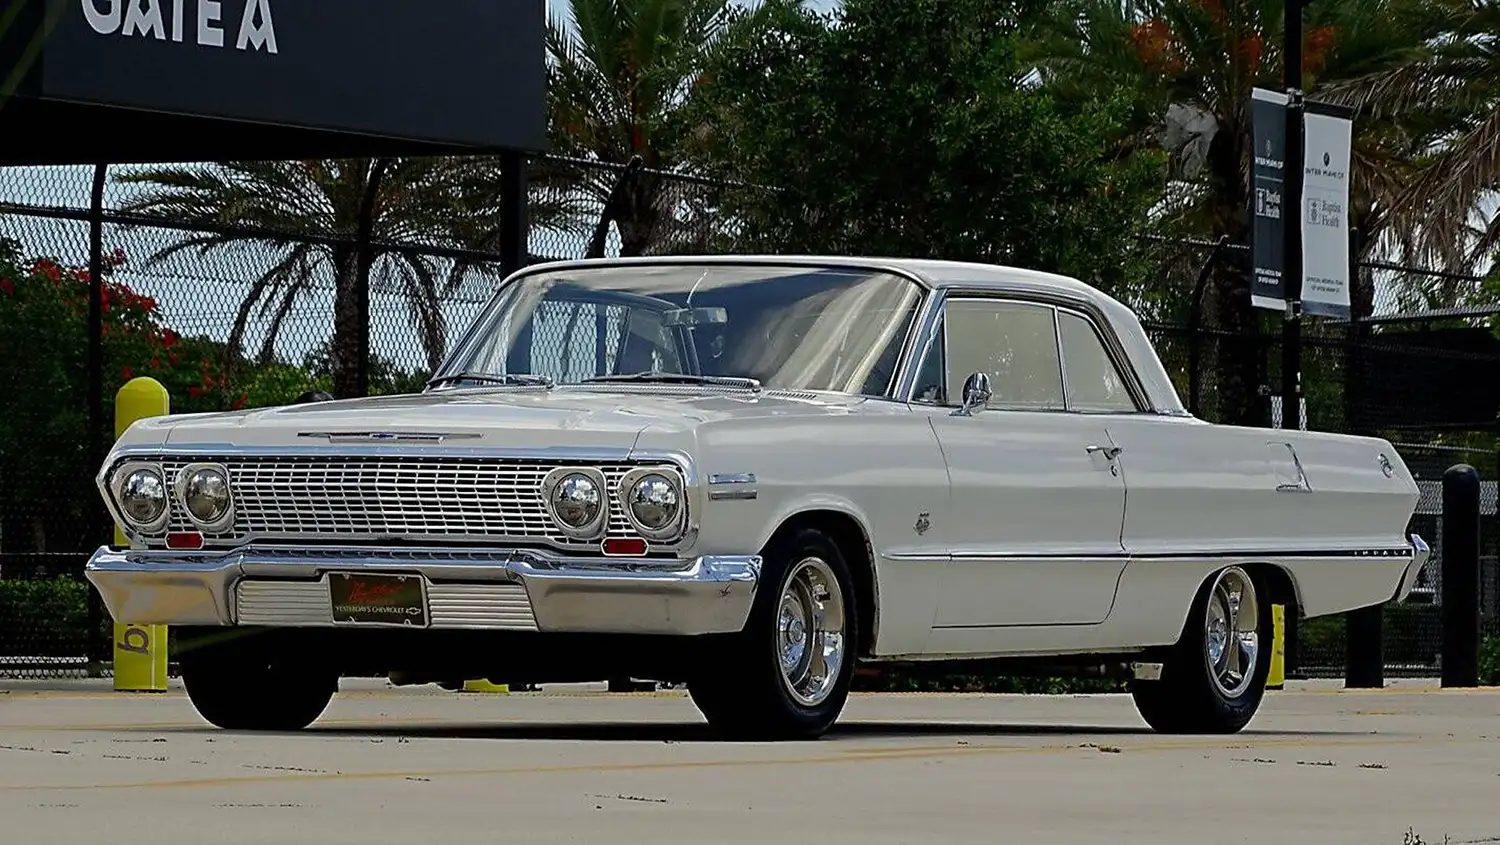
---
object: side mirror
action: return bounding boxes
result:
[951,371,992,417]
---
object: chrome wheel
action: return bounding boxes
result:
[775,556,847,707]
[1203,566,1259,699]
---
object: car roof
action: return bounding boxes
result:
[515,255,1189,415]
[525,253,1104,296]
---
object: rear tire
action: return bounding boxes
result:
[180,636,337,732]
[1129,565,1272,734]
[687,525,858,740]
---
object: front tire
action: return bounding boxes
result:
[687,525,858,740]
[180,637,338,732]
[1129,565,1272,734]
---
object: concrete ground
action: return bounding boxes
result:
[0,678,1496,845]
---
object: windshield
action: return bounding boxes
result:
[435,263,926,396]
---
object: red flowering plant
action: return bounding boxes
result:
[0,236,236,552]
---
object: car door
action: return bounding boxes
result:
[911,293,1129,628]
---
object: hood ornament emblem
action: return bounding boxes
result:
[297,431,481,444]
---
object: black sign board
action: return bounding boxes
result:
[1250,87,1287,311]
[1,0,544,162]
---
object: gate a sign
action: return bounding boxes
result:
[1249,88,1354,319]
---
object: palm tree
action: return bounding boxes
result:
[1025,0,1459,425]
[1323,1,1500,278]
[114,157,520,397]
[545,0,751,255]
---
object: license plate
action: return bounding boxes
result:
[328,573,428,627]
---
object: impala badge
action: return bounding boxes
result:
[914,512,931,536]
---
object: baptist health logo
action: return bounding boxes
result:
[81,0,279,54]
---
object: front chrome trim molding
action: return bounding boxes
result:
[85,544,761,637]
[707,472,759,501]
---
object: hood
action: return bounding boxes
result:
[119,386,867,452]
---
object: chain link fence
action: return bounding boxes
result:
[1,155,1496,679]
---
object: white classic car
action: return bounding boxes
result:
[86,256,1429,739]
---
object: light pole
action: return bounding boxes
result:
[1281,0,1305,432]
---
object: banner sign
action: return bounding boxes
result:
[1300,104,1354,318]
[1250,88,1288,311]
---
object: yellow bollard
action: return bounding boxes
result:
[1267,604,1286,690]
[112,377,171,692]
[461,679,510,693]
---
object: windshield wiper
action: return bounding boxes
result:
[425,372,554,389]
[580,372,762,390]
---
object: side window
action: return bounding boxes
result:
[922,298,1065,410]
[1057,311,1137,412]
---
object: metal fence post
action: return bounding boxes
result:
[85,162,109,668]
[1342,227,1383,688]
[1442,463,1481,687]
[352,158,390,398]
[499,150,528,277]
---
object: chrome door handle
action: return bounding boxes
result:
[1087,444,1123,460]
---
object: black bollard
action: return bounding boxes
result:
[1344,602,1384,688]
[1441,464,1481,688]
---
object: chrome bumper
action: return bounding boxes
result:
[1394,533,1432,603]
[85,545,761,636]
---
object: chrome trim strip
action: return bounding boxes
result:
[707,472,759,501]
[85,545,761,636]
[885,545,1419,562]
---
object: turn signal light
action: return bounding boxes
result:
[602,537,648,557]
[166,531,204,550]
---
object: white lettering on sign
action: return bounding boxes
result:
[236,0,276,53]
[199,0,223,46]
[81,0,277,53]
[123,0,165,38]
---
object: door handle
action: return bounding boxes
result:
[1087,444,1123,460]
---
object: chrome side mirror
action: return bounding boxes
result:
[951,371,992,417]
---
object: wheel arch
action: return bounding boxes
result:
[762,509,879,659]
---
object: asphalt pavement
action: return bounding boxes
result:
[0,677,1496,844]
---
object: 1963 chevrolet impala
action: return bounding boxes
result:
[86,256,1429,739]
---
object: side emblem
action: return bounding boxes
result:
[914,512,931,536]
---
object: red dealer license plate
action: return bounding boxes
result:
[329,573,428,627]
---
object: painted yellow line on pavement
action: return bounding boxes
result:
[0,733,1449,794]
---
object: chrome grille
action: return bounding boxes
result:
[135,455,657,549]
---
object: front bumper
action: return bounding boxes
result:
[85,545,761,636]
[1393,533,1433,603]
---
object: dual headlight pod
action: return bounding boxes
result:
[109,461,234,534]
[541,466,685,543]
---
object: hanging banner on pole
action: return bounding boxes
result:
[1300,103,1354,319]
[1250,88,1288,311]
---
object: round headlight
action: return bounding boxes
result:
[627,474,680,531]
[181,467,232,526]
[118,467,167,528]
[550,472,602,531]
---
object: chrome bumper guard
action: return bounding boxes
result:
[85,545,761,636]
[1394,533,1432,603]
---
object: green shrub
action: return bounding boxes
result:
[0,576,98,657]
[1480,636,1500,686]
